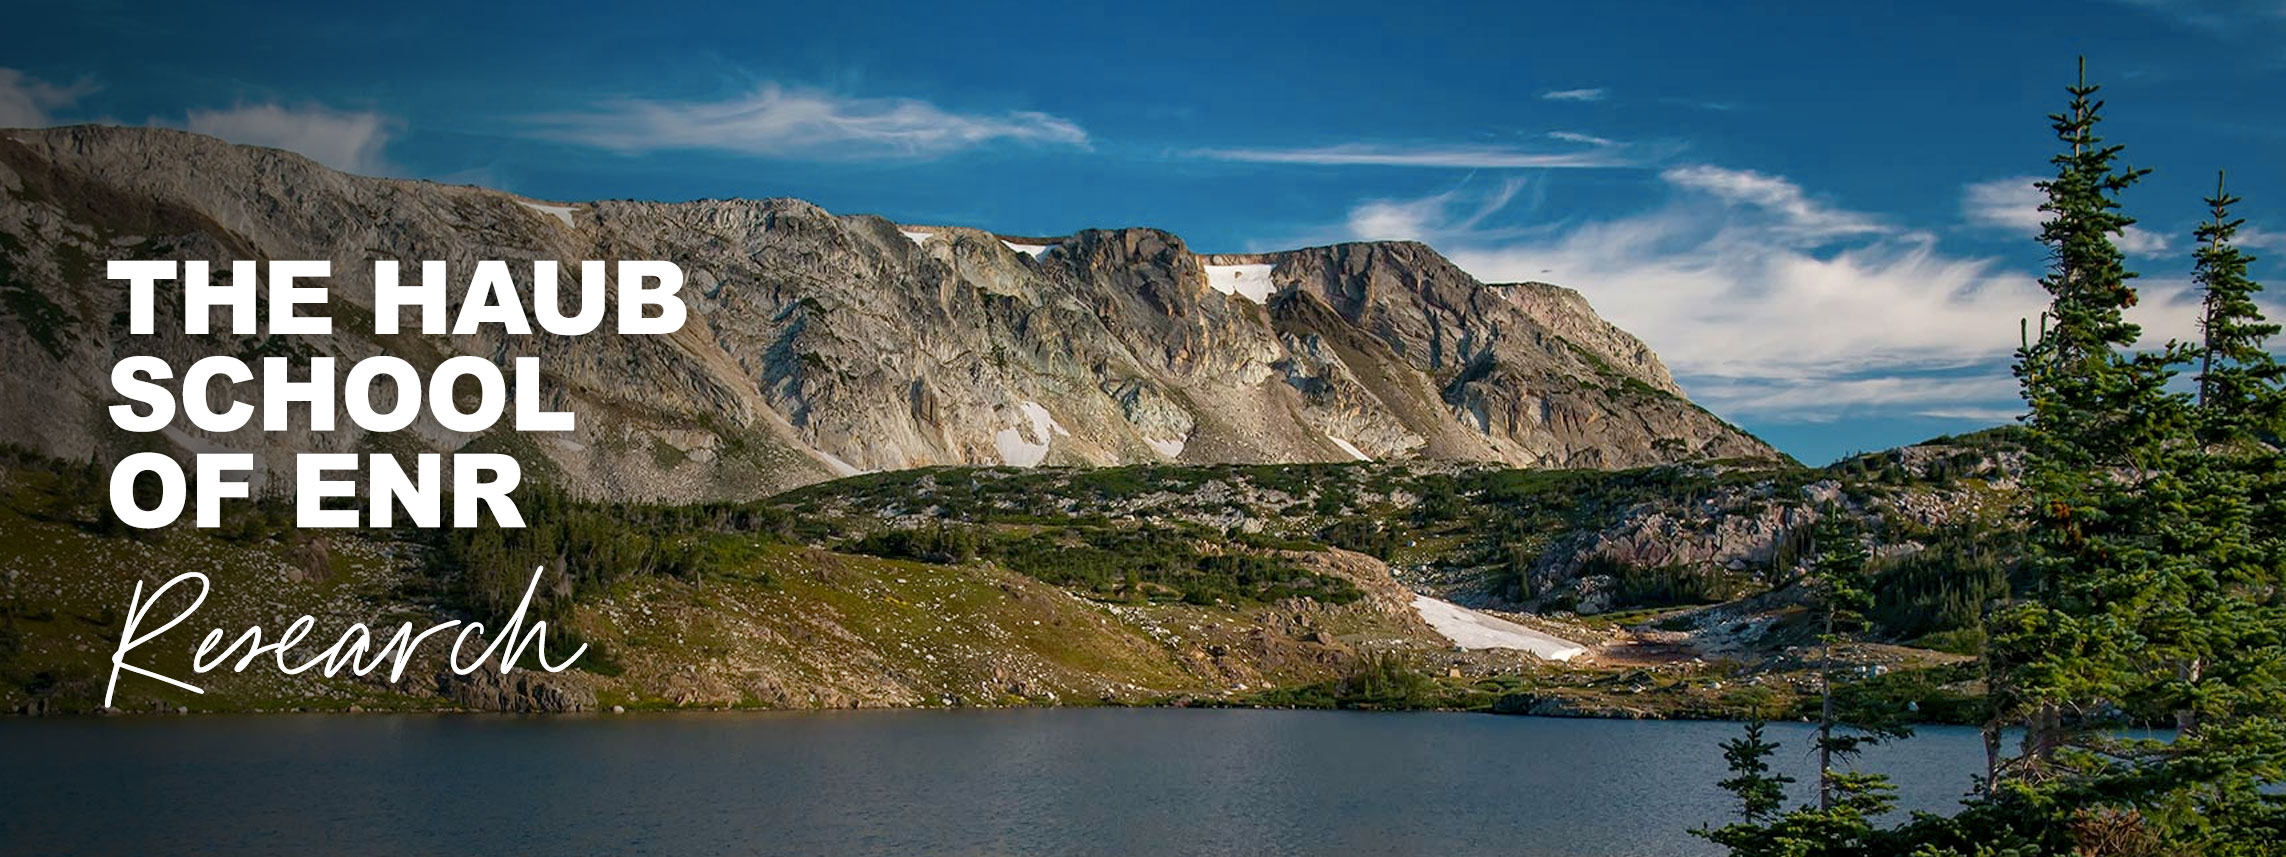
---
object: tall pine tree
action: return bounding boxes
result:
[2147,172,2286,853]
[1697,57,2286,857]
[2192,172,2285,445]
[1991,55,2187,781]
[1962,61,2278,855]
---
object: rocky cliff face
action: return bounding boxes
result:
[0,126,1777,501]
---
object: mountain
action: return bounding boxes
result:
[0,126,1777,502]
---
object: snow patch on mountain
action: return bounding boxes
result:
[1203,263,1274,303]
[1145,436,1186,459]
[817,448,864,477]
[1412,595,1587,660]
[518,201,576,228]
[1325,433,1370,462]
[994,401,1068,467]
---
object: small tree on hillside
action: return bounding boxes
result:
[1800,508,1908,812]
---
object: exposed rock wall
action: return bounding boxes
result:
[0,125,1778,502]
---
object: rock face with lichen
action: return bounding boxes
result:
[438,665,596,713]
[0,125,1778,502]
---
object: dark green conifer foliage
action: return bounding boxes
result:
[2149,171,2286,854]
[1698,59,2286,857]
[1994,55,2186,779]
[1712,720,1791,824]
[1801,509,1908,812]
[1695,511,1912,856]
[2191,172,2285,445]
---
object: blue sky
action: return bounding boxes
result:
[9,0,2286,464]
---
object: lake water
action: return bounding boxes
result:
[0,710,1990,856]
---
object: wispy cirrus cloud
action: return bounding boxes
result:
[1540,87,1609,102]
[1546,130,1616,146]
[2106,0,2286,32]
[1960,176,2049,233]
[180,102,397,175]
[1961,175,2173,256]
[526,84,1088,160]
[1316,167,2236,425]
[1661,165,1888,239]
[1193,142,1648,169]
[1347,177,1531,241]
[0,68,98,128]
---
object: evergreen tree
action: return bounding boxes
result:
[1695,512,1913,857]
[1699,715,1900,857]
[1962,60,2280,855]
[2148,173,2286,853]
[1712,720,1792,824]
[1696,56,2286,857]
[1993,54,2185,780]
[1801,508,1895,811]
[2191,172,2285,445]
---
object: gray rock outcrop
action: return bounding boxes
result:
[0,125,1778,501]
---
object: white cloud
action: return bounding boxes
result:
[1961,175,2173,257]
[1685,375,2024,422]
[0,68,97,128]
[1449,219,2042,384]
[2233,226,2286,253]
[1541,88,1608,102]
[1546,130,1615,146]
[527,84,1088,160]
[1195,142,1641,169]
[0,71,399,177]
[1961,175,2047,233]
[181,102,395,175]
[1347,178,1529,242]
[1661,165,1887,239]
[2118,224,2174,256]
[1327,168,2229,425]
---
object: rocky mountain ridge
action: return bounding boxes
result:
[0,125,1777,502]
